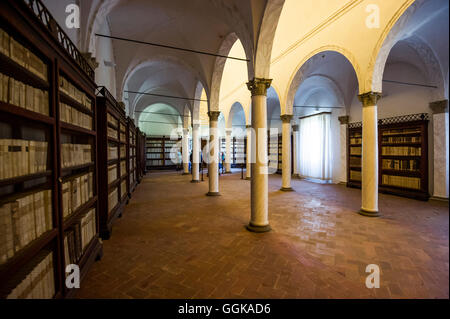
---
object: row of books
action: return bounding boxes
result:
[120,132,126,142]
[108,164,118,185]
[61,143,92,168]
[382,129,420,136]
[382,159,420,171]
[0,73,49,116]
[381,146,421,156]
[0,139,48,180]
[61,172,94,219]
[63,208,96,267]
[107,113,118,127]
[146,153,162,159]
[147,160,163,166]
[350,146,362,155]
[108,144,118,160]
[60,102,92,130]
[381,136,421,144]
[382,174,421,190]
[0,28,48,82]
[120,161,126,176]
[146,143,162,147]
[6,251,54,299]
[121,180,127,199]
[0,189,52,265]
[59,76,92,111]
[349,157,361,167]
[108,188,118,213]
[350,170,362,181]
[120,145,126,158]
[107,126,118,140]
[349,137,362,145]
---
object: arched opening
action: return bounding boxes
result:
[290,51,359,183]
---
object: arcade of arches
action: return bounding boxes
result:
[45,0,447,298]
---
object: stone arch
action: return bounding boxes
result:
[254,0,285,78]
[285,46,361,115]
[226,102,247,129]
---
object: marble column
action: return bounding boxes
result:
[225,129,232,173]
[247,78,272,232]
[430,100,449,200]
[338,116,349,184]
[246,125,252,180]
[280,115,293,191]
[292,124,299,177]
[191,123,200,183]
[182,128,190,175]
[207,111,221,196]
[358,92,381,217]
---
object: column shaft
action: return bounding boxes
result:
[246,125,252,180]
[281,115,293,191]
[292,124,299,177]
[247,78,272,232]
[191,124,200,183]
[225,130,232,173]
[207,111,220,196]
[359,92,381,216]
[182,129,189,174]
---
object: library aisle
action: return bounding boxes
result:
[75,172,449,299]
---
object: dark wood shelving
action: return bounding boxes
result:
[0,51,49,90]
[63,196,98,231]
[0,101,54,124]
[59,92,93,116]
[60,122,96,136]
[347,115,429,200]
[61,162,95,174]
[0,170,52,188]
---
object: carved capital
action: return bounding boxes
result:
[207,111,221,121]
[118,102,125,110]
[82,52,99,69]
[358,92,382,106]
[246,125,252,129]
[429,100,448,114]
[292,125,299,132]
[192,123,200,130]
[338,115,350,125]
[280,115,293,123]
[246,78,272,96]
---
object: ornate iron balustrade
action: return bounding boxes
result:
[348,113,429,128]
[23,0,95,80]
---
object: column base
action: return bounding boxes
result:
[246,222,271,233]
[359,208,380,217]
[182,172,190,175]
[280,187,294,192]
[225,171,232,174]
[245,177,251,180]
[206,192,221,196]
[190,180,200,183]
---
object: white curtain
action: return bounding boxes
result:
[299,113,332,181]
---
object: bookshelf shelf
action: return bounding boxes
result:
[60,122,96,136]
[0,170,52,187]
[0,102,54,124]
[347,114,429,200]
[62,195,97,231]
[0,0,102,299]
[0,52,49,90]
[0,228,57,284]
[96,86,129,240]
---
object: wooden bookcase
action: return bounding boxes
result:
[136,128,146,182]
[95,86,128,240]
[145,136,182,170]
[0,0,102,299]
[232,137,247,168]
[268,133,282,174]
[128,118,138,194]
[347,113,429,200]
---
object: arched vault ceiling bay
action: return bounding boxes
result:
[103,0,263,100]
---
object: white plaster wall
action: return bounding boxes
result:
[94,21,117,98]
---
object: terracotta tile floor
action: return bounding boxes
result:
[75,171,449,299]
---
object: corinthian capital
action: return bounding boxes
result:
[246,78,272,96]
[358,92,382,106]
[208,111,221,121]
[280,115,293,123]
